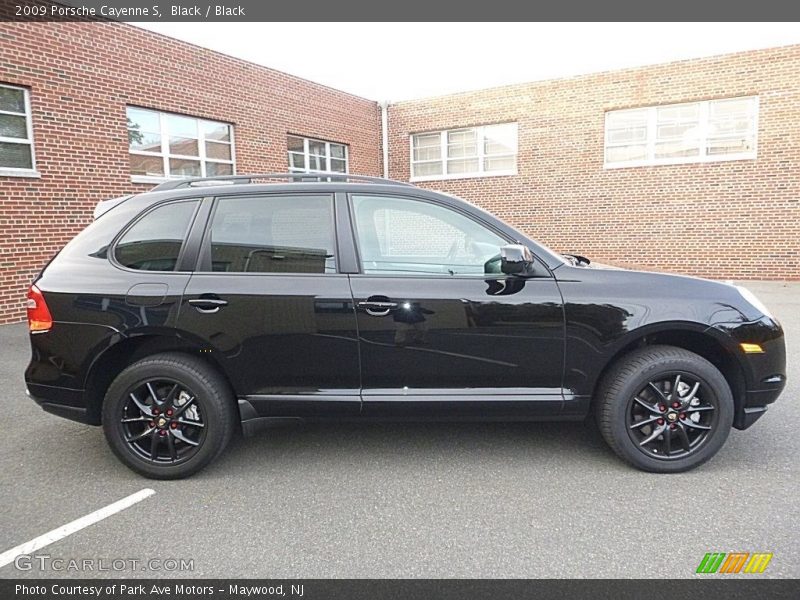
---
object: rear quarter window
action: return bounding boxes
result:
[114,200,199,271]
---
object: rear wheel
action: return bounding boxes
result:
[102,353,237,479]
[596,345,734,473]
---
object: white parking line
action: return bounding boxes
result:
[0,488,155,568]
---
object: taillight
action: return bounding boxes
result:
[27,284,53,333]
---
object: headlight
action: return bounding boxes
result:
[735,285,774,320]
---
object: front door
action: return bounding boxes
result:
[177,192,360,417]
[347,193,565,418]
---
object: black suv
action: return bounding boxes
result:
[25,173,786,478]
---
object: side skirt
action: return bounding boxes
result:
[238,392,590,437]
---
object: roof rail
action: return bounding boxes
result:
[150,172,414,192]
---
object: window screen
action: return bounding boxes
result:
[605,96,758,167]
[0,84,35,173]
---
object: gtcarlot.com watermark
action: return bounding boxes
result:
[14,553,194,572]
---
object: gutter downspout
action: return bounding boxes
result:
[379,100,390,179]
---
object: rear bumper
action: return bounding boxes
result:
[26,383,91,425]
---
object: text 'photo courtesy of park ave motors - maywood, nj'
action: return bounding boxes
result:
[14,584,303,597]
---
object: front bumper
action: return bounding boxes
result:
[735,378,786,429]
[710,316,786,430]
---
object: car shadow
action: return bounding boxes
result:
[205,418,622,478]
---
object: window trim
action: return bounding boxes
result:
[409,123,518,182]
[109,197,203,274]
[604,96,759,169]
[0,83,39,178]
[287,135,349,175]
[193,191,342,276]
[127,106,236,184]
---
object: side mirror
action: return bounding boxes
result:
[500,244,535,276]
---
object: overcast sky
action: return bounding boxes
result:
[134,23,800,101]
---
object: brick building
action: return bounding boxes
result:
[388,44,799,282]
[0,21,382,323]
[1,21,798,323]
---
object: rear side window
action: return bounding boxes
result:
[115,200,199,271]
[208,194,336,274]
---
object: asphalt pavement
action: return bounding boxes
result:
[0,280,797,578]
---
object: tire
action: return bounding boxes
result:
[596,345,734,473]
[102,352,237,479]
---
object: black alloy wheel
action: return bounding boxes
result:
[103,353,237,479]
[597,345,734,473]
[626,372,718,460]
[120,379,206,464]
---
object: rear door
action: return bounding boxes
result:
[176,192,361,417]
[346,193,565,418]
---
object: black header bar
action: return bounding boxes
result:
[2,0,800,22]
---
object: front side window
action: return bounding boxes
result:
[352,195,506,276]
[127,107,235,180]
[0,84,35,174]
[410,123,518,181]
[605,96,758,167]
[209,195,337,274]
[115,200,199,271]
[287,135,348,174]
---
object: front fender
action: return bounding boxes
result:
[555,266,755,401]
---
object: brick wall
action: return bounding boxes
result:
[0,21,382,323]
[388,44,800,281]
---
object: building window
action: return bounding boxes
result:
[604,96,758,168]
[410,123,518,181]
[0,84,36,176]
[287,135,348,174]
[127,107,235,181]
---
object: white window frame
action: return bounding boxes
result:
[127,107,236,184]
[0,83,39,178]
[287,135,349,174]
[604,96,759,169]
[410,123,518,182]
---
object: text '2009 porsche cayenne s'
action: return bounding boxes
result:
[24,173,786,478]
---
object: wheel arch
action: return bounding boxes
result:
[83,332,237,425]
[591,322,747,420]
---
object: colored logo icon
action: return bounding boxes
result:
[696,552,773,574]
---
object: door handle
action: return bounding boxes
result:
[188,297,228,313]
[358,300,398,317]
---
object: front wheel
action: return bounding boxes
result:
[596,345,734,473]
[102,353,237,479]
